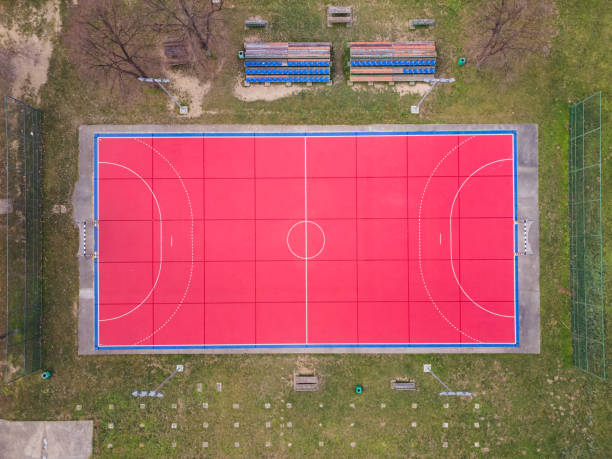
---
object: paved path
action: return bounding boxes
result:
[0,420,92,459]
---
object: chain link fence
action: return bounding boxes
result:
[2,95,43,383]
[569,91,606,379]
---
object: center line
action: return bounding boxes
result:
[304,136,308,344]
[170,235,173,247]
[439,233,442,245]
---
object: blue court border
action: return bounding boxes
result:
[93,130,519,350]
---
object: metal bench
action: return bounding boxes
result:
[391,379,417,391]
[244,19,268,29]
[294,373,319,391]
[409,19,435,29]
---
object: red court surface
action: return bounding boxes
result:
[94,131,519,349]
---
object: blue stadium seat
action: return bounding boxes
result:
[246,73,330,84]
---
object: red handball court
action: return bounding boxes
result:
[94,131,519,350]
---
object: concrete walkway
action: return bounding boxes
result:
[0,420,93,459]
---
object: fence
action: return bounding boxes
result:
[569,91,606,379]
[3,95,43,383]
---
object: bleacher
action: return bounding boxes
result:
[348,41,437,83]
[243,42,332,85]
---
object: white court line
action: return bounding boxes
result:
[132,138,195,346]
[304,136,308,344]
[286,220,326,260]
[448,158,515,319]
[170,235,173,247]
[418,137,481,343]
[98,161,163,322]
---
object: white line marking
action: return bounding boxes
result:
[304,136,308,344]
[449,158,514,318]
[439,233,442,245]
[286,220,326,260]
[98,161,163,322]
[132,138,194,345]
[170,235,173,248]
[418,136,481,343]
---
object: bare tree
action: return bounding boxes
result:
[146,0,224,58]
[0,47,15,92]
[470,0,555,71]
[76,0,159,84]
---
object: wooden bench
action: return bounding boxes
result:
[244,19,268,29]
[391,379,417,391]
[409,19,435,29]
[163,38,191,66]
[327,6,353,27]
[294,373,319,391]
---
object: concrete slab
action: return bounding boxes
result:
[0,198,12,215]
[0,419,93,459]
[75,124,539,355]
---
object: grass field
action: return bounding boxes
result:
[1,0,611,456]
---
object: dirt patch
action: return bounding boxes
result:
[294,355,318,374]
[233,78,308,102]
[244,34,263,43]
[394,83,431,96]
[0,1,61,98]
[350,82,430,97]
[167,70,211,118]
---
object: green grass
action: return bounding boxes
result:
[1,0,611,456]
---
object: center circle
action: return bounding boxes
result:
[286,220,326,260]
